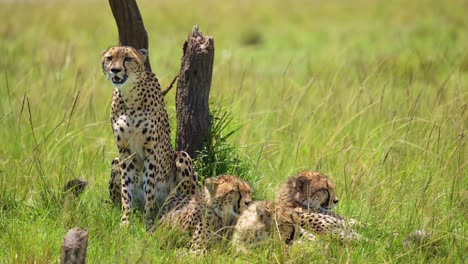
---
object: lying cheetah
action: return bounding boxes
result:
[231,171,360,251]
[153,175,253,253]
[231,201,275,252]
[101,46,196,226]
[231,200,314,251]
[277,170,339,212]
[276,171,360,240]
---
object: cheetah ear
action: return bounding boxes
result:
[101,49,107,56]
[295,176,308,190]
[138,49,148,62]
[204,177,218,195]
[256,205,265,216]
[326,180,335,191]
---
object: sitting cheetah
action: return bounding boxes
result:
[231,171,360,251]
[101,46,196,226]
[153,175,253,254]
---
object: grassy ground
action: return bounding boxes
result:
[0,0,466,263]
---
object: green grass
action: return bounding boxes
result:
[0,0,466,262]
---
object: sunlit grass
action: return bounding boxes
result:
[0,0,466,263]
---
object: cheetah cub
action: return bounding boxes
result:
[231,171,361,251]
[153,175,253,254]
[276,171,360,241]
[231,201,275,252]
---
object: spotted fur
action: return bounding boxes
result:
[276,171,359,240]
[102,45,197,227]
[277,170,339,212]
[231,201,275,252]
[231,171,361,250]
[154,175,253,254]
[109,151,198,210]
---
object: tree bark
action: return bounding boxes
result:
[108,0,214,158]
[60,228,88,264]
[108,0,151,71]
[176,25,214,158]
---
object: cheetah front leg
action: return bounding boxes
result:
[109,157,122,206]
[119,148,137,226]
[189,220,210,254]
[143,157,158,228]
[297,227,316,242]
[144,137,174,229]
[300,212,362,241]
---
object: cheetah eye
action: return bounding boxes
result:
[106,56,112,61]
[124,57,133,62]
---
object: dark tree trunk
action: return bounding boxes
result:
[176,26,214,158]
[60,228,88,264]
[108,1,214,158]
[108,0,151,71]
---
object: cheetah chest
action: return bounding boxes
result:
[113,111,151,161]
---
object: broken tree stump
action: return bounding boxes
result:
[60,228,89,264]
[108,0,151,71]
[176,25,214,158]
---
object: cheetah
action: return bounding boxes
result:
[231,171,361,251]
[231,201,275,252]
[153,175,253,254]
[277,170,339,212]
[276,171,360,240]
[231,200,315,251]
[101,45,196,226]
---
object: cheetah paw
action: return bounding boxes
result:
[120,220,129,227]
[299,227,316,242]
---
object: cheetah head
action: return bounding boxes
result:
[291,171,339,212]
[254,201,274,224]
[101,45,148,88]
[205,175,253,225]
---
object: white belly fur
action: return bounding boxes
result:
[128,133,145,162]
[113,114,145,161]
[114,113,151,208]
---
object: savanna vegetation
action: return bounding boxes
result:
[0,0,466,263]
